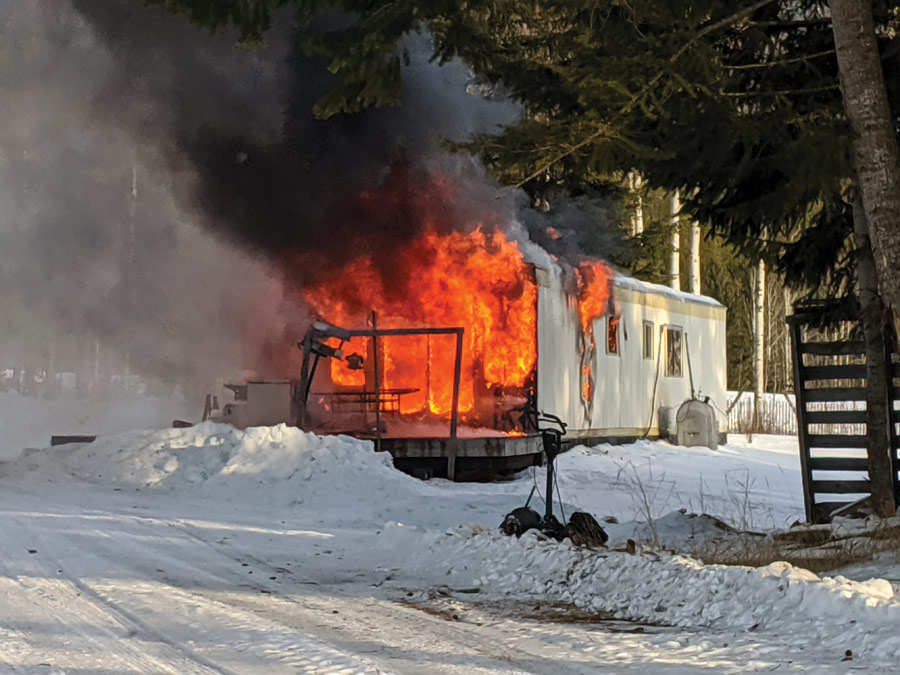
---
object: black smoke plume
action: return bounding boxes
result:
[0,0,518,391]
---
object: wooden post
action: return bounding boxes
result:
[853,194,897,516]
[425,335,431,411]
[297,332,312,428]
[372,311,381,453]
[447,330,463,481]
[789,320,816,522]
[884,327,899,501]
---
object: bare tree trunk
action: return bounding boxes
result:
[689,221,701,294]
[669,191,680,291]
[831,0,900,336]
[753,259,766,433]
[853,196,897,517]
[629,172,644,236]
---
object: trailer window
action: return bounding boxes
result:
[666,326,683,377]
[643,321,654,359]
[607,316,620,355]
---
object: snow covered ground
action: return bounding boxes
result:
[0,404,896,672]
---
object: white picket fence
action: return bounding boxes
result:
[726,391,797,435]
[725,391,868,436]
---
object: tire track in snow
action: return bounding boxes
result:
[130,515,609,673]
[52,511,525,673]
[0,521,217,674]
[14,499,609,673]
[84,510,673,674]
[11,501,392,674]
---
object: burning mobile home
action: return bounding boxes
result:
[212,225,726,479]
[208,166,726,478]
[290,233,727,442]
[537,270,727,442]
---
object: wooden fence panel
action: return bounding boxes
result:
[787,305,900,523]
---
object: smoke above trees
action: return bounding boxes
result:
[0,0,549,392]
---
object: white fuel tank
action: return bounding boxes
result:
[675,398,718,450]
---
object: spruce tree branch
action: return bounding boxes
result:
[723,48,837,70]
[720,83,840,97]
[747,19,832,29]
[684,0,780,48]
[512,0,778,188]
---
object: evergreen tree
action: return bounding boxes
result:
[153,0,886,288]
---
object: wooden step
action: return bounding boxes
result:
[805,410,867,425]
[802,387,867,402]
[801,341,865,356]
[803,364,867,381]
[812,480,870,494]
[807,434,868,448]
[807,457,869,471]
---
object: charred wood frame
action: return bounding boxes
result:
[296,323,466,478]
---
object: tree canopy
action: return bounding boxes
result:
[151,0,900,289]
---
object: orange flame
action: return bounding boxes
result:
[324,337,367,387]
[582,364,593,401]
[574,260,611,407]
[298,170,612,421]
[304,226,538,415]
[575,261,612,332]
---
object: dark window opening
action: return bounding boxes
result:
[643,321,654,359]
[666,326,683,377]
[607,316,620,355]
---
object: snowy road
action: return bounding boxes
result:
[0,423,891,672]
[0,482,862,674]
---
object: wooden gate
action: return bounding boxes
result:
[788,302,900,523]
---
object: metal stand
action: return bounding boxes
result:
[296,321,465,479]
[538,412,567,530]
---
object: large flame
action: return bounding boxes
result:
[575,261,612,333]
[304,226,538,415]
[574,260,612,407]
[299,169,612,421]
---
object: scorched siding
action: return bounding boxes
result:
[536,269,727,438]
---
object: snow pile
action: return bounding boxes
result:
[392,526,900,659]
[12,423,412,513]
[7,423,530,529]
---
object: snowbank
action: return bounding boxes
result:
[544,438,803,532]
[13,423,404,511]
[7,423,805,538]
[7,421,900,663]
[393,526,900,660]
[7,422,527,529]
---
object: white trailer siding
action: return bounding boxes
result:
[536,270,727,437]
